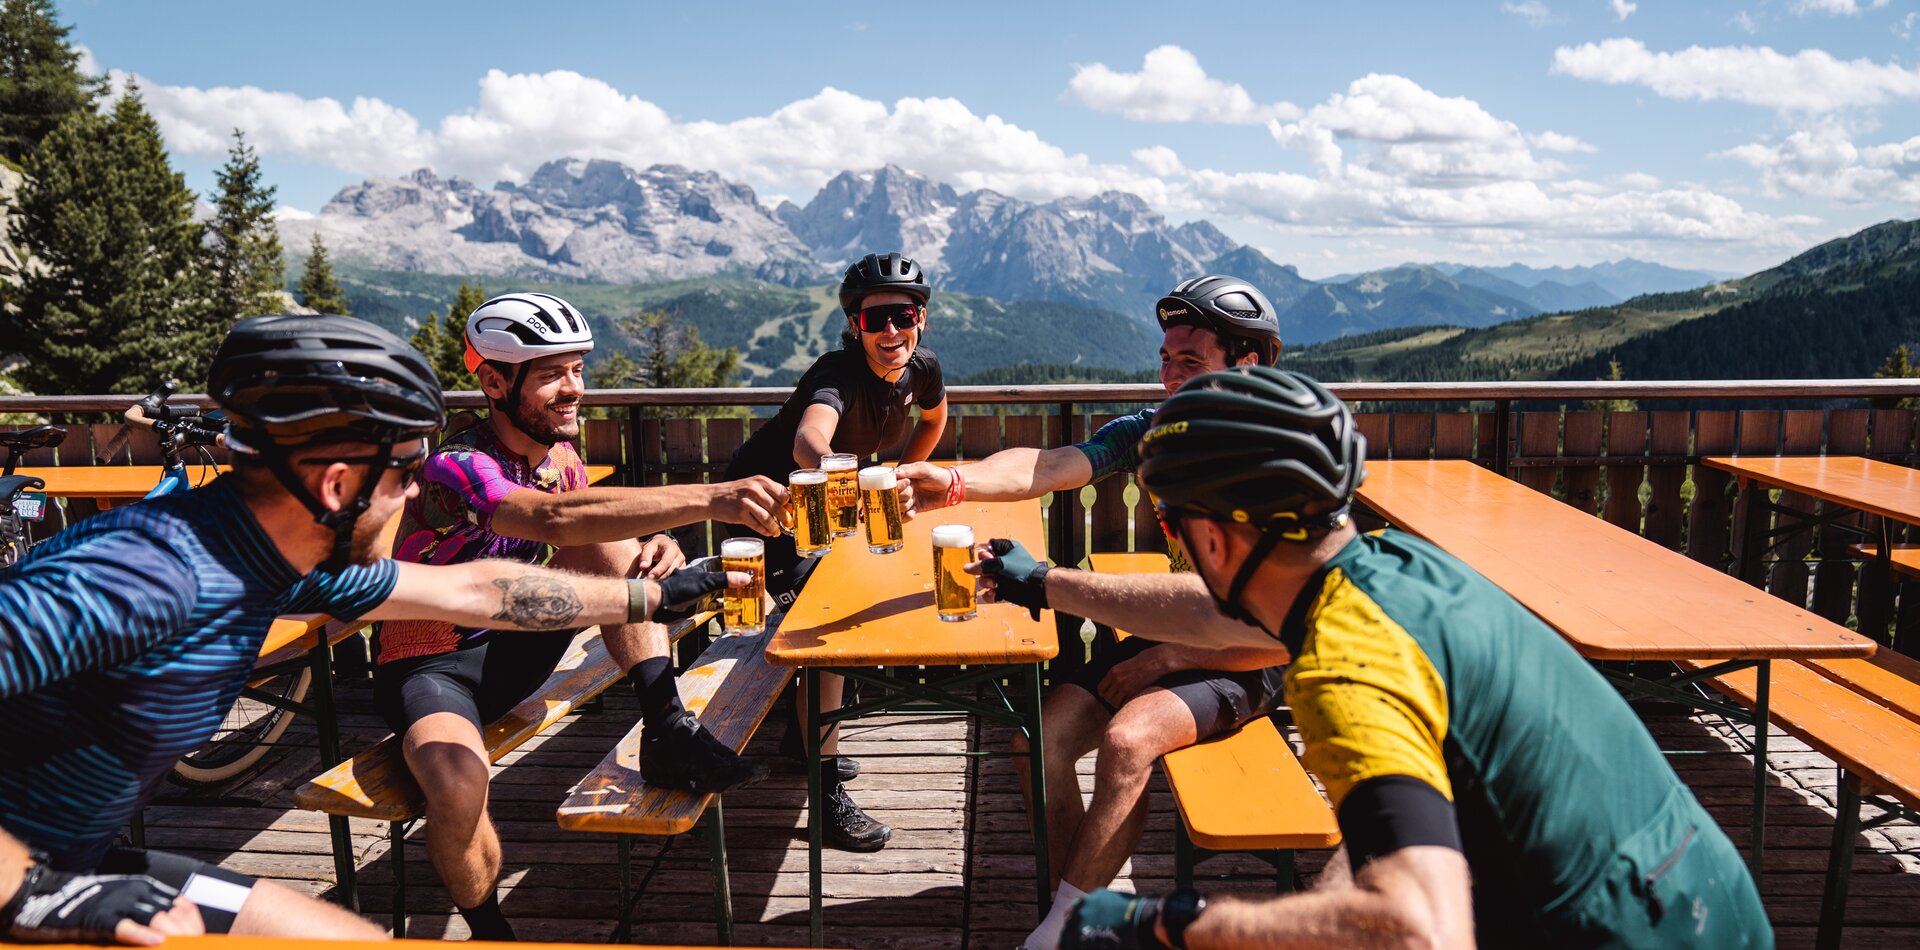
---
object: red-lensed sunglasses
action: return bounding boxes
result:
[855,303,925,333]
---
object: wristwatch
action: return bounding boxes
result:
[1159,888,1206,950]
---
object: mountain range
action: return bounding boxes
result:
[283,159,1733,347]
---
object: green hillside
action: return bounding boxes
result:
[328,266,1159,386]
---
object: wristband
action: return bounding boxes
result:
[626,579,650,623]
[946,465,966,507]
[1157,889,1205,950]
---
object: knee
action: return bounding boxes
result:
[1099,717,1170,771]
[407,744,491,817]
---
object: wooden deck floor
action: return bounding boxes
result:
[148,675,1920,948]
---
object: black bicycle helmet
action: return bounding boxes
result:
[839,252,931,317]
[208,314,446,572]
[1155,275,1282,365]
[1138,366,1364,525]
[210,314,446,448]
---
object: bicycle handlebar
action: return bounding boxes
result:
[98,383,226,464]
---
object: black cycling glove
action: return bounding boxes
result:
[652,566,733,622]
[978,538,1051,621]
[1064,888,1205,950]
[2,863,180,943]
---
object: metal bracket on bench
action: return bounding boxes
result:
[1172,811,1296,893]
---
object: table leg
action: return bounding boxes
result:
[1024,662,1050,919]
[1733,479,1766,587]
[1749,660,1770,886]
[804,668,824,948]
[310,634,359,911]
[1867,520,1895,649]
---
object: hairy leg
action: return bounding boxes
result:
[1012,685,1112,889]
[401,712,499,908]
[231,879,388,939]
[1059,687,1199,893]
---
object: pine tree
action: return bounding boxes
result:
[409,281,486,390]
[591,310,743,418]
[0,0,99,166]
[5,82,207,394]
[204,129,284,332]
[296,232,349,314]
[1873,344,1920,410]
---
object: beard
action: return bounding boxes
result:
[347,510,389,566]
[502,391,581,446]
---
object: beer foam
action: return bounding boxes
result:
[789,469,828,485]
[858,466,897,490]
[931,524,975,548]
[721,538,764,558]
[822,454,859,472]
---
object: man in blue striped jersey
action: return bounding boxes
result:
[0,317,740,942]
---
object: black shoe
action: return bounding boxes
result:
[779,725,862,782]
[823,783,891,852]
[640,711,772,794]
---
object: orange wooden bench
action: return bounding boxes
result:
[1677,651,1920,949]
[293,613,714,937]
[1085,553,1339,890]
[555,629,789,944]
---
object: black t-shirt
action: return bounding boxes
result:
[725,346,945,482]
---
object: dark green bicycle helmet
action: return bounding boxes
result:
[1137,367,1365,629]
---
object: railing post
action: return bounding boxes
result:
[625,404,645,487]
[1493,399,1513,477]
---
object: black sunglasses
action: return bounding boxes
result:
[299,444,430,486]
[855,303,925,333]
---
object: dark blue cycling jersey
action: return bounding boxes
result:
[0,476,397,868]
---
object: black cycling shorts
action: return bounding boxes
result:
[97,847,256,934]
[374,630,579,736]
[1059,633,1284,738]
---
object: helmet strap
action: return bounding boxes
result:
[262,440,394,574]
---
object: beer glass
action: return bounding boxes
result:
[823,453,860,537]
[719,538,766,637]
[931,524,977,622]
[787,469,833,558]
[860,466,905,555]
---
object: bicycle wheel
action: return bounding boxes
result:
[169,667,312,786]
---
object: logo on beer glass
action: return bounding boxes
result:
[822,453,860,538]
[931,524,977,622]
[860,466,905,555]
[787,469,833,558]
[719,538,766,637]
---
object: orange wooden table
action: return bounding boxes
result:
[1355,459,1875,879]
[1704,455,1920,644]
[767,499,1057,945]
[15,463,614,500]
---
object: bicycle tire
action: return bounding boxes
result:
[168,667,312,786]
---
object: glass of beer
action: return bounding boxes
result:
[823,453,861,537]
[860,465,905,554]
[719,538,766,637]
[787,469,833,558]
[931,524,977,622]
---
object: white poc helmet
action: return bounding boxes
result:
[462,292,595,372]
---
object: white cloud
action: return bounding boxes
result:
[1610,0,1638,20]
[1719,124,1920,203]
[1898,12,1918,40]
[1502,1,1557,27]
[1132,145,1186,176]
[1732,10,1759,33]
[1552,38,1920,112]
[1790,0,1888,14]
[1268,74,1571,184]
[1064,46,1298,124]
[270,205,315,221]
[1619,171,1662,189]
[73,43,97,77]
[1530,130,1597,152]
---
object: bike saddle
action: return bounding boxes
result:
[0,474,45,500]
[0,426,67,451]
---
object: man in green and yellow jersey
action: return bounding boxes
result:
[975,367,1771,948]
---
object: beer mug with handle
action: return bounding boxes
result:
[931,524,977,622]
[787,469,833,558]
[823,453,860,537]
[860,466,905,555]
[719,537,766,636]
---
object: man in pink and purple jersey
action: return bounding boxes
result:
[373,292,786,940]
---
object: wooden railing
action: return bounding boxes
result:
[10,379,1920,647]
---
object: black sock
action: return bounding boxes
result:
[631,657,684,729]
[458,894,515,942]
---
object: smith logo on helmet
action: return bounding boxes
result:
[1140,421,1189,443]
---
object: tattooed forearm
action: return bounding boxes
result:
[490,574,585,629]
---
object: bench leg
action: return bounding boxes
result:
[804,668,824,948]
[309,644,359,913]
[1817,770,1862,950]
[1173,812,1195,891]
[389,820,407,939]
[616,834,632,944]
[1749,660,1770,887]
[127,811,145,850]
[706,799,734,947]
[1273,849,1295,893]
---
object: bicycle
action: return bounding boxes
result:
[1,424,69,568]
[93,383,320,786]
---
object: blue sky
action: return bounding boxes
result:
[68,0,1920,276]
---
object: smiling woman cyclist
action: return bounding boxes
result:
[722,251,948,853]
